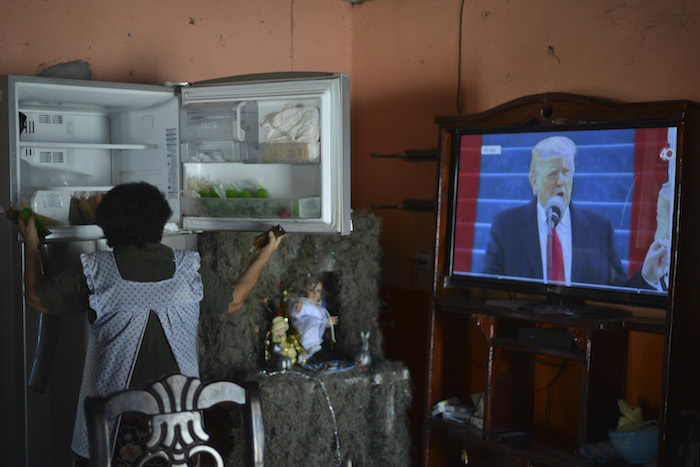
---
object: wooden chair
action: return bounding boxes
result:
[84,374,264,467]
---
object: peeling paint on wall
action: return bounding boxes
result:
[36,60,92,80]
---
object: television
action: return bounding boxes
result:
[440,98,683,312]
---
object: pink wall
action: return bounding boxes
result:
[2,0,352,82]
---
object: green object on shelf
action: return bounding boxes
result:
[255,182,269,198]
[199,188,217,198]
[19,208,52,238]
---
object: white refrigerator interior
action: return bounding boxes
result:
[10,73,350,238]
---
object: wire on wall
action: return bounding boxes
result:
[456,0,466,114]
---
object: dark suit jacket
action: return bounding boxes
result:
[482,198,634,287]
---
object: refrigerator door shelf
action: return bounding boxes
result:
[181,196,321,220]
[184,141,320,164]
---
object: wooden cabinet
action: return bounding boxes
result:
[424,297,665,466]
[422,94,700,466]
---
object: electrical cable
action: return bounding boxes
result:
[533,359,577,428]
[456,0,466,113]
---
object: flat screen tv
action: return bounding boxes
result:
[444,121,676,310]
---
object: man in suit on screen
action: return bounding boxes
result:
[482,136,669,289]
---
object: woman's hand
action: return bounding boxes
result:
[13,213,41,248]
[257,230,284,259]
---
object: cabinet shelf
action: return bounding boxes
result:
[490,337,586,361]
[429,415,601,466]
[427,415,484,434]
[448,428,597,467]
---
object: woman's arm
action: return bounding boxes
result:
[226,231,284,314]
[15,215,49,314]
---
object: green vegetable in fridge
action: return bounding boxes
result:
[255,182,269,198]
[19,207,52,238]
[199,187,220,198]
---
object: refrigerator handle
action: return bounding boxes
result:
[28,315,60,393]
[232,102,246,142]
[27,243,60,394]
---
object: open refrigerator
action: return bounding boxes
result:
[0,72,350,466]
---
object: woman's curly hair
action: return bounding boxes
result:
[95,182,173,248]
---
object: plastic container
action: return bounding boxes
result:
[182,196,320,219]
[608,424,659,464]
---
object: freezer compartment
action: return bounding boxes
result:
[181,196,320,219]
[181,99,321,164]
[13,78,181,226]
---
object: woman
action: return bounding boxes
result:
[15,182,284,465]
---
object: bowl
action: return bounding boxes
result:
[608,424,659,464]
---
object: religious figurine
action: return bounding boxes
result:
[288,277,338,362]
[266,316,304,370]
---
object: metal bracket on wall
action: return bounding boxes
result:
[370,149,436,162]
[371,199,435,212]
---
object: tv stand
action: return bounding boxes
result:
[423,93,699,466]
[426,297,630,465]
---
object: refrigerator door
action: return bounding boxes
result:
[179,72,351,235]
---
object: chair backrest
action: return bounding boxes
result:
[85,374,264,467]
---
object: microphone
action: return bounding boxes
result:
[545,196,566,283]
[545,196,566,229]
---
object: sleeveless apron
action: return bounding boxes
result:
[71,249,203,458]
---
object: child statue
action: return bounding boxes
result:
[288,277,338,362]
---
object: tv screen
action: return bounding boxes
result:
[447,123,675,308]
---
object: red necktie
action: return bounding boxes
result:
[550,227,565,282]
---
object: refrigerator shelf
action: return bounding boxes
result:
[181,196,320,219]
[36,224,104,241]
[22,186,113,192]
[19,142,157,150]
